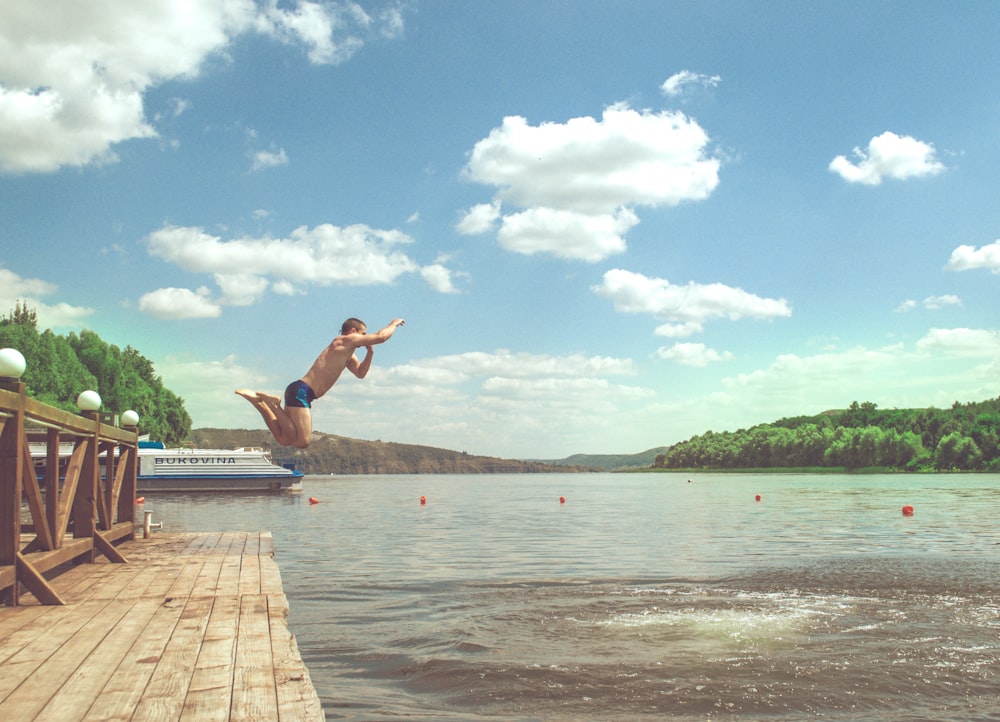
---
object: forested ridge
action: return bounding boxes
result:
[0,302,192,444]
[190,428,593,475]
[654,399,1000,472]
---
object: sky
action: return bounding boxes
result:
[2,1,999,459]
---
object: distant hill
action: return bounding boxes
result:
[189,428,596,475]
[541,447,670,471]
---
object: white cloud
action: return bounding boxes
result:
[251,147,288,171]
[137,287,221,320]
[496,207,637,262]
[154,353,272,428]
[0,266,94,328]
[456,201,501,235]
[946,239,1000,274]
[327,349,648,457]
[0,1,407,174]
[140,221,456,316]
[396,350,636,381]
[420,264,459,294]
[828,131,945,185]
[914,327,1000,356]
[660,70,721,98]
[654,321,704,338]
[461,102,720,260]
[656,342,733,367]
[895,294,962,312]
[594,268,792,327]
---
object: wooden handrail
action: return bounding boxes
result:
[0,378,138,606]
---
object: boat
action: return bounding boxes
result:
[136,441,304,493]
[30,439,304,493]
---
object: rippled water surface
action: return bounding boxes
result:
[145,473,1000,721]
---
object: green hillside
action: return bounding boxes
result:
[542,447,670,471]
[654,399,1000,472]
[190,428,595,475]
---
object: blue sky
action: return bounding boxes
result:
[2,1,999,458]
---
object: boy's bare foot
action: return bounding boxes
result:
[235,389,282,407]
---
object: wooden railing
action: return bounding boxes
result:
[0,379,137,606]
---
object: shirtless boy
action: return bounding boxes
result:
[236,317,405,448]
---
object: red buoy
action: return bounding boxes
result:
[755,494,761,502]
[135,496,145,504]
[901,504,914,516]
[308,496,319,505]
[559,496,566,504]
[420,495,426,505]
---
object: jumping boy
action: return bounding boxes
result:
[236,317,405,448]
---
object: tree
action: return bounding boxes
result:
[1,304,192,444]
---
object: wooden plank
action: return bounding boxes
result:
[0,532,325,721]
[79,595,187,721]
[259,531,275,558]
[15,552,65,605]
[156,557,204,601]
[130,596,215,722]
[0,605,57,665]
[0,599,130,716]
[56,443,87,540]
[180,595,241,722]
[32,598,163,722]
[238,545,261,596]
[269,592,325,721]
[19,537,93,576]
[230,593,278,722]
[191,553,226,597]
[0,564,14,597]
[94,531,128,564]
[259,554,285,595]
[21,441,54,551]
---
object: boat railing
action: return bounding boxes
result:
[1,378,138,606]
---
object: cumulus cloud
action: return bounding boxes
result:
[137,287,221,320]
[0,266,94,328]
[251,147,289,171]
[420,263,460,294]
[593,268,792,327]
[946,239,1000,274]
[496,207,638,261]
[895,294,962,312]
[456,201,501,235]
[656,342,733,367]
[0,1,407,174]
[828,131,945,185]
[660,70,721,98]
[139,221,455,316]
[461,102,720,261]
[914,327,1000,356]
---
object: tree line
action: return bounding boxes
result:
[0,302,192,444]
[654,399,1000,472]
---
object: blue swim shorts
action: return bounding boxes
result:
[284,380,317,409]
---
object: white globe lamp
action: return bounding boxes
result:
[76,390,102,412]
[0,348,26,379]
[122,409,140,426]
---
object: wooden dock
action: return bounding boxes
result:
[0,531,324,721]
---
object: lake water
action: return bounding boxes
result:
[143,473,1000,721]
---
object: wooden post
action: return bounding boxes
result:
[45,427,60,547]
[0,379,25,605]
[72,409,99,563]
[119,424,138,539]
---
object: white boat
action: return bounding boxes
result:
[30,440,304,493]
[136,441,303,493]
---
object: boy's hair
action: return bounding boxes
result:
[341,318,366,335]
